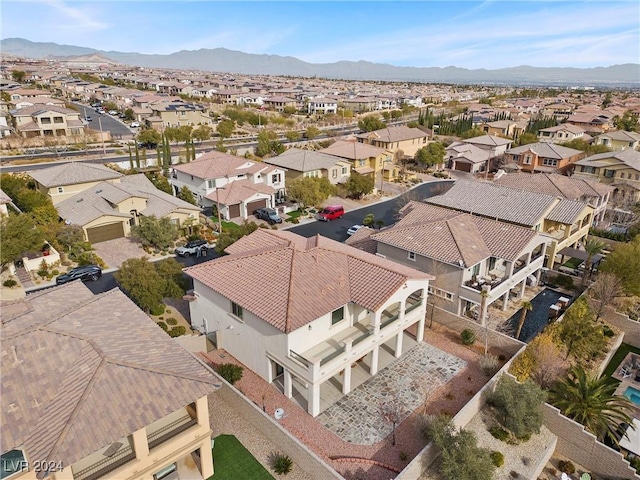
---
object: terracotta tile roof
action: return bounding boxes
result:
[29,163,123,188]
[185,229,432,333]
[463,134,512,147]
[319,139,387,160]
[1,283,220,472]
[576,149,640,170]
[173,151,264,179]
[264,148,348,172]
[356,125,427,143]
[546,199,590,224]
[370,202,540,265]
[344,227,378,254]
[204,178,275,205]
[427,180,558,227]
[506,142,583,159]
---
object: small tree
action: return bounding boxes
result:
[556,297,607,362]
[178,185,197,205]
[589,272,623,321]
[192,124,212,143]
[137,128,162,148]
[131,215,179,250]
[145,172,173,195]
[415,142,446,168]
[600,236,640,296]
[216,119,235,138]
[56,224,85,252]
[358,115,386,132]
[362,213,375,227]
[487,375,546,440]
[285,130,301,142]
[305,125,321,140]
[379,399,403,446]
[215,220,260,254]
[218,363,244,385]
[346,172,374,199]
[286,177,336,207]
[0,214,44,271]
[115,257,165,312]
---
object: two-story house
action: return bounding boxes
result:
[347,202,549,320]
[170,151,286,220]
[537,124,587,144]
[0,281,221,480]
[445,142,491,174]
[593,130,640,151]
[493,172,613,225]
[356,125,429,157]
[461,134,513,158]
[572,150,640,207]
[505,142,585,174]
[426,180,594,269]
[30,163,124,205]
[55,174,201,244]
[307,97,338,115]
[480,120,523,139]
[147,101,213,130]
[263,148,352,184]
[10,104,86,138]
[185,229,432,417]
[318,139,392,180]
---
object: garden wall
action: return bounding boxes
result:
[543,403,640,480]
[605,310,640,349]
[211,379,343,479]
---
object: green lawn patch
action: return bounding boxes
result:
[285,209,305,220]
[601,343,640,386]
[220,221,240,232]
[562,257,583,269]
[210,434,273,480]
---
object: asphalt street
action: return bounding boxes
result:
[73,102,134,140]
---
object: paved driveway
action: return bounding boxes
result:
[92,237,149,269]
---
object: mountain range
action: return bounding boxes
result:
[2,38,639,87]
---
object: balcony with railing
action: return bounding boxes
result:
[72,436,136,480]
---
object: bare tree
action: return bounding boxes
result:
[528,333,566,389]
[589,272,623,321]
[379,399,404,446]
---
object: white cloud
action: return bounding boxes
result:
[40,0,109,30]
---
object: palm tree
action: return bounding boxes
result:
[549,366,634,445]
[515,301,533,341]
[582,238,606,284]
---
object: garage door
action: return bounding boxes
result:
[246,199,267,215]
[86,222,125,244]
[228,204,241,219]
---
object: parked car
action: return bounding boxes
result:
[85,116,92,122]
[55,265,102,285]
[254,208,283,224]
[347,225,367,236]
[316,205,345,221]
[130,122,140,128]
[175,239,213,257]
[108,110,119,115]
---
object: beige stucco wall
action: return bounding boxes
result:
[45,181,105,205]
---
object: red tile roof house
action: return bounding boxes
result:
[347,201,549,320]
[505,142,585,174]
[184,229,433,417]
[0,282,221,480]
[170,151,286,221]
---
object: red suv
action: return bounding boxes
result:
[316,205,345,221]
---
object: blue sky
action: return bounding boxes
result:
[2,1,639,69]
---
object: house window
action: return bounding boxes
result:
[332,169,337,178]
[407,251,416,261]
[523,155,532,165]
[358,159,366,167]
[471,263,480,276]
[331,306,344,325]
[582,166,596,174]
[53,117,64,124]
[271,173,281,183]
[231,302,243,320]
[604,169,615,178]
[207,180,214,188]
[342,166,348,175]
[57,187,64,193]
[542,158,558,166]
[40,117,51,124]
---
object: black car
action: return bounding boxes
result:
[55,265,102,285]
[254,208,283,224]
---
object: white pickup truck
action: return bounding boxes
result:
[175,239,215,257]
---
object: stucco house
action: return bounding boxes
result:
[10,104,86,138]
[347,201,549,321]
[493,172,613,225]
[170,151,286,220]
[318,139,391,179]
[263,148,352,184]
[505,142,585,174]
[29,163,124,205]
[185,229,432,417]
[307,97,338,115]
[445,142,491,174]
[0,281,221,480]
[572,149,640,207]
[426,180,594,269]
[56,174,200,244]
[593,130,640,151]
[537,124,587,144]
[356,125,429,157]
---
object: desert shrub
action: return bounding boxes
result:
[602,325,615,337]
[489,425,510,441]
[168,326,186,337]
[149,303,166,316]
[37,259,49,277]
[157,322,168,331]
[3,279,17,288]
[490,451,504,467]
[554,274,574,289]
[460,329,476,345]
[51,269,59,276]
[399,451,408,461]
[480,354,500,376]
[218,363,244,385]
[166,317,178,326]
[558,460,575,474]
[269,452,293,475]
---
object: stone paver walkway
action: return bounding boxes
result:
[316,343,466,445]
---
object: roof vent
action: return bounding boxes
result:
[76,198,84,203]
[95,189,102,193]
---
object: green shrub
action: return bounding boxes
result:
[480,354,500,376]
[460,329,476,346]
[490,451,504,467]
[602,325,615,337]
[157,322,168,331]
[218,363,244,385]
[51,269,59,276]
[149,303,166,316]
[270,452,293,475]
[489,425,509,441]
[166,317,178,326]
[554,274,574,289]
[3,279,17,288]
[168,326,186,337]
[558,460,575,474]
